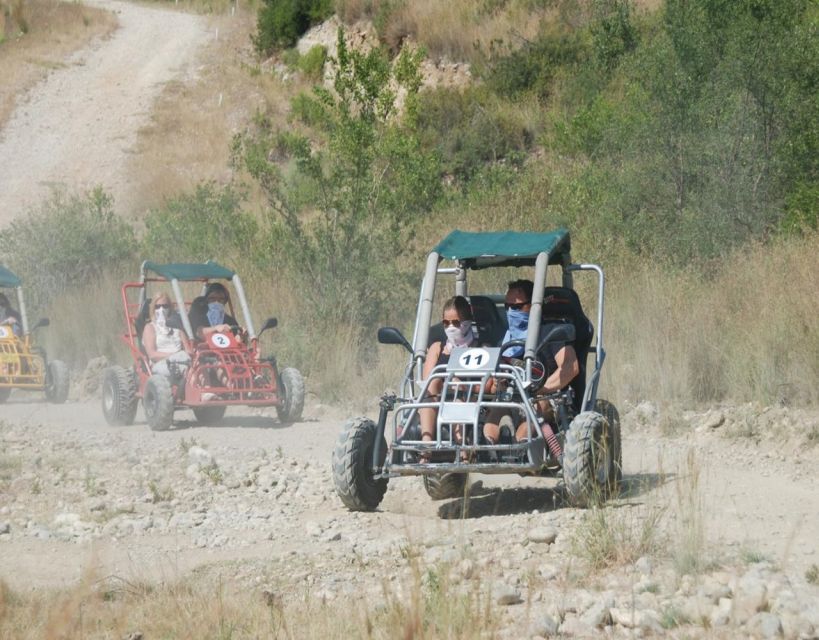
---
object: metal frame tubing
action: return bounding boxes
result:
[15,286,28,335]
[231,275,256,338]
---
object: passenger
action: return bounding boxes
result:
[189,283,238,341]
[483,279,579,444]
[142,292,193,378]
[0,293,22,336]
[419,296,479,449]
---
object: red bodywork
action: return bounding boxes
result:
[119,281,283,408]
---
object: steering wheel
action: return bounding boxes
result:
[498,339,527,358]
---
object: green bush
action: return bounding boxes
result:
[0,188,136,314]
[254,0,333,55]
[417,87,533,182]
[297,44,327,79]
[234,32,438,329]
[142,182,261,271]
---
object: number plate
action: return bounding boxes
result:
[447,347,500,373]
[209,332,233,349]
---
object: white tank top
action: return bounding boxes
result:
[155,327,183,354]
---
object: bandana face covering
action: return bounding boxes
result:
[207,301,226,326]
[445,320,474,349]
[503,309,530,357]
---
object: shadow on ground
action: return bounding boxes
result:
[437,471,673,519]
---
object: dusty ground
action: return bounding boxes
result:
[1,392,818,637]
[0,0,210,223]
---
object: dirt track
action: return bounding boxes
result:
[1,395,818,594]
[0,0,209,224]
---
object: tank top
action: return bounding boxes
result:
[155,326,183,354]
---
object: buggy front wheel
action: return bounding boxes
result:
[332,417,388,511]
[143,375,174,431]
[102,366,138,426]
[563,411,618,507]
[276,367,305,423]
[45,360,70,404]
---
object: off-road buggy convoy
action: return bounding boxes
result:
[0,265,70,405]
[101,261,304,431]
[333,229,621,510]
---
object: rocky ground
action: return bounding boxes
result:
[1,375,818,638]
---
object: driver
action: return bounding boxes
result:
[0,293,22,336]
[189,283,238,341]
[483,279,579,445]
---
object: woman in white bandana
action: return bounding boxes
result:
[419,295,478,449]
[142,292,193,378]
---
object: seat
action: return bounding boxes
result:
[468,295,505,346]
[540,287,594,412]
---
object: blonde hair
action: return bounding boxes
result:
[149,292,173,319]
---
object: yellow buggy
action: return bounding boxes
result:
[0,265,70,404]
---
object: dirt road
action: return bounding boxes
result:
[1,395,818,589]
[0,0,209,225]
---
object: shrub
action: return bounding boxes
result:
[0,188,135,314]
[297,44,327,79]
[254,0,333,55]
[417,87,534,182]
[142,182,261,271]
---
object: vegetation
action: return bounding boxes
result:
[1,0,817,409]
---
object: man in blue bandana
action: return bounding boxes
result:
[484,279,580,446]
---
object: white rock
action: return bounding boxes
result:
[733,576,768,624]
[746,612,783,639]
[581,601,611,628]
[187,446,213,467]
[494,585,522,606]
[528,528,557,545]
[530,613,559,636]
[635,556,653,575]
[0,522,10,535]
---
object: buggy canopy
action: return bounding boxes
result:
[142,260,235,281]
[433,229,571,269]
[0,265,22,288]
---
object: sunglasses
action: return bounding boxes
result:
[442,319,463,328]
[505,301,530,310]
[155,303,171,309]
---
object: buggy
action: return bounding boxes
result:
[332,230,621,510]
[102,260,304,430]
[0,265,70,404]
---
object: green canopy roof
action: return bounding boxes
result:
[0,265,22,288]
[142,260,235,281]
[433,229,571,269]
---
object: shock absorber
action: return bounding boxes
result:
[539,416,563,462]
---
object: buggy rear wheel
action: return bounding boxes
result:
[563,411,617,507]
[193,405,226,425]
[276,367,304,423]
[332,417,388,511]
[594,398,622,493]
[143,374,174,431]
[102,366,138,426]
[0,388,10,404]
[423,473,468,501]
[45,360,70,404]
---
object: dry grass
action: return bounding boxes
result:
[125,7,311,214]
[600,231,819,408]
[0,560,499,639]
[337,0,554,62]
[0,0,117,130]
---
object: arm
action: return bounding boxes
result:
[422,342,441,381]
[542,345,580,393]
[142,324,170,363]
[181,330,194,356]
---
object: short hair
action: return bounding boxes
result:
[442,295,473,321]
[507,279,534,302]
[0,293,10,307]
[205,282,230,301]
